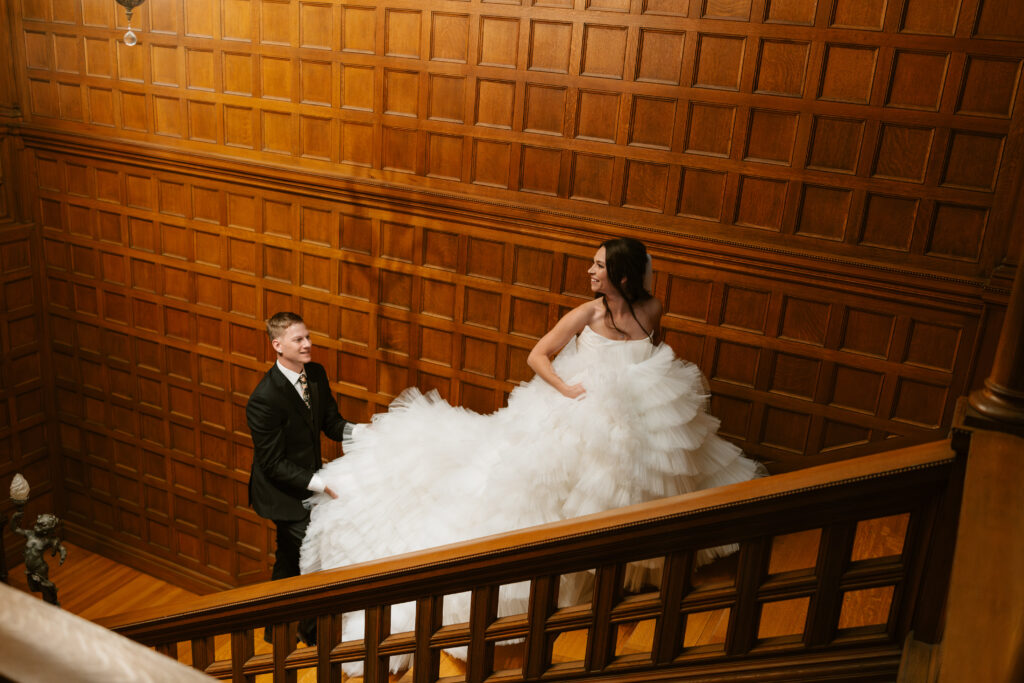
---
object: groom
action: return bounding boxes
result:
[246,311,351,646]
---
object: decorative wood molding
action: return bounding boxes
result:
[17,126,1004,307]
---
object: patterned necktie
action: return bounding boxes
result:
[298,371,311,410]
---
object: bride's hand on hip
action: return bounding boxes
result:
[561,383,586,400]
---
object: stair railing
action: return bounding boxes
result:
[100,440,961,682]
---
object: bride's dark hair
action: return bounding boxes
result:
[597,237,653,339]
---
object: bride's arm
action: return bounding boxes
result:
[527,302,594,398]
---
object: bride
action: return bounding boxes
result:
[299,237,766,659]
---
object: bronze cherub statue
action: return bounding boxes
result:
[9,474,68,606]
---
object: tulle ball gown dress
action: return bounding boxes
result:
[299,324,765,656]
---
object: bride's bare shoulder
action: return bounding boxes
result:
[549,299,602,336]
[573,298,604,321]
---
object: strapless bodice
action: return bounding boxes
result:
[576,324,654,361]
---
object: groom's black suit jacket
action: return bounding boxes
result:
[246,361,349,521]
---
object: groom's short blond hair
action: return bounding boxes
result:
[266,312,304,341]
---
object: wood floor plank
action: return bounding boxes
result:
[7,542,198,620]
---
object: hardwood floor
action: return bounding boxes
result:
[7,514,907,682]
[6,542,198,620]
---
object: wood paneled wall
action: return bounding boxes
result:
[0,217,52,568]
[2,0,1022,588]
[20,143,994,590]
[11,0,1024,273]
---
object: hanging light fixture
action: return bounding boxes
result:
[115,0,147,46]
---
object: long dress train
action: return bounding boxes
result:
[299,326,766,667]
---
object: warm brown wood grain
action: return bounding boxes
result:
[6,541,197,620]
[936,428,1024,683]
[0,220,51,572]
[0,0,1019,593]
[9,0,1024,272]
[970,225,1024,421]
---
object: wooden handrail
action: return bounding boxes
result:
[101,440,959,682]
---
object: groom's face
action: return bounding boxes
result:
[272,322,312,369]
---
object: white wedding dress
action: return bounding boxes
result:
[299,325,765,664]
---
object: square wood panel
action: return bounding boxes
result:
[636,29,684,84]
[694,34,745,90]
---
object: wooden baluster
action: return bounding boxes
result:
[230,630,253,683]
[893,505,933,638]
[904,445,967,644]
[524,575,556,679]
[364,606,385,683]
[585,564,623,672]
[156,641,178,662]
[652,551,690,664]
[466,585,497,683]
[191,635,216,672]
[804,523,857,647]
[271,623,293,683]
[316,614,340,683]
[725,538,771,656]
[413,595,441,683]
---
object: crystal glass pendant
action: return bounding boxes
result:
[115,0,147,46]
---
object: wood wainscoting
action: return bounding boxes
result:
[1,0,1020,591]
[0,218,53,573]
[24,132,993,591]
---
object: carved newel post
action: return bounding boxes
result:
[969,238,1024,424]
[9,474,68,606]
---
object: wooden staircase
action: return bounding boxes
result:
[96,439,962,682]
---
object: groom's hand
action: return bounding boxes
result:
[324,485,339,499]
[343,422,368,440]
